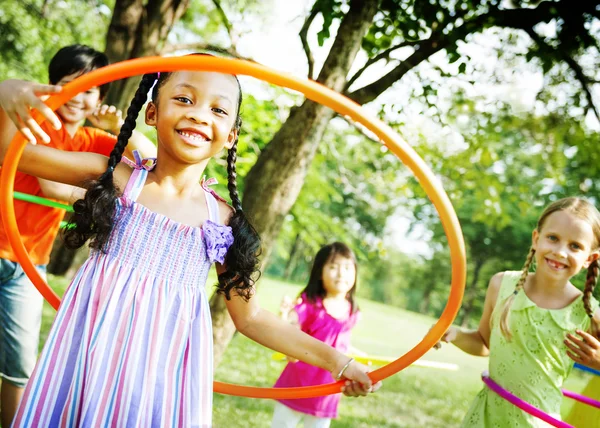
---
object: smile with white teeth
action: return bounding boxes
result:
[177,130,209,142]
[545,258,567,270]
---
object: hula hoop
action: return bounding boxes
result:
[562,389,600,409]
[14,191,73,212]
[272,352,459,370]
[574,363,600,377]
[482,372,572,428]
[0,56,467,399]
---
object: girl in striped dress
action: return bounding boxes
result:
[3,67,380,427]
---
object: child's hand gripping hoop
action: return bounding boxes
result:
[0,56,467,399]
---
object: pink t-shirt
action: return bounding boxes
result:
[273,293,360,418]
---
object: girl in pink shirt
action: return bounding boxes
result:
[272,242,361,428]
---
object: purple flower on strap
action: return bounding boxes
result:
[203,220,234,264]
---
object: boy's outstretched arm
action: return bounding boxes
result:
[438,272,504,357]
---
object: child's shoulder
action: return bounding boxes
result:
[487,271,522,302]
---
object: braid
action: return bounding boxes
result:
[63,73,158,251]
[499,247,535,340]
[217,128,262,301]
[226,140,242,212]
[584,259,599,337]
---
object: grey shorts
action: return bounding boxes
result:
[0,258,45,388]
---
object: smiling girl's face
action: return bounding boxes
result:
[532,210,599,280]
[145,71,240,165]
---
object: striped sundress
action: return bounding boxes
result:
[13,153,234,428]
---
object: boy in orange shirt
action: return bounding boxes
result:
[0,44,155,426]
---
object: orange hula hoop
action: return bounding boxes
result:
[0,56,466,399]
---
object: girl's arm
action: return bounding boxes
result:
[440,272,504,357]
[564,309,600,370]
[221,287,379,396]
[0,132,131,190]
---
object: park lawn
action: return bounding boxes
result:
[43,274,593,427]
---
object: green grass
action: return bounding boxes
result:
[42,274,595,427]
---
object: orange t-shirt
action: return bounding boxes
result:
[0,121,116,265]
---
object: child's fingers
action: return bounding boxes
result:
[30,97,61,130]
[341,381,369,397]
[99,104,109,116]
[14,108,48,144]
[11,116,37,145]
[576,330,600,349]
[565,334,592,356]
[346,363,372,388]
[567,350,583,363]
[32,83,62,95]
[565,336,589,359]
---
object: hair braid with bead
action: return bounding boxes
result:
[63,73,159,250]
[217,112,262,301]
[499,247,535,340]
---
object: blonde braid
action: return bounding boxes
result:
[499,247,536,340]
[583,259,599,338]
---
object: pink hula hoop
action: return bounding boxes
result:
[481,372,572,428]
[562,388,600,409]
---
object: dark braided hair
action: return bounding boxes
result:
[63,72,158,250]
[64,63,261,301]
[217,96,262,301]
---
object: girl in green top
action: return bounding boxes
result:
[439,197,600,427]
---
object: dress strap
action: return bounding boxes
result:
[201,177,226,223]
[121,150,156,202]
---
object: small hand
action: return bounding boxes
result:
[337,360,382,397]
[279,295,295,316]
[565,329,600,370]
[88,104,123,134]
[0,79,62,144]
[433,325,458,350]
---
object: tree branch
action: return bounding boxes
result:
[299,3,320,80]
[161,42,251,61]
[212,0,234,42]
[526,28,600,122]
[345,39,423,90]
[347,0,596,105]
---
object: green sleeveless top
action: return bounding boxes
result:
[462,271,599,427]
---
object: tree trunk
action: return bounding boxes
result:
[104,0,191,109]
[48,0,193,274]
[209,0,378,365]
[459,259,485,327]
[283,233,302,279]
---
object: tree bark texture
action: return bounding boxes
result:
[210,0,378,365]
[104,0,191,109]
